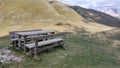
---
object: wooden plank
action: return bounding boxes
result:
[9,29,42,39]
[32,32,67,40]
[37,44,61,53]
[10,38,25,41]
[25,38,63,49]
[15,30,56,36]
[10,29,42,33]
[10,38,19,41]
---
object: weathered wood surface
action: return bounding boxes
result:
[25,38,63,48]
[9,29,42,39]
[31,32,67,40]
[15,30,56,36]
[28,32,67,57]
[10,30,56,48]
[9,30,69,58]
[9,29,42,47]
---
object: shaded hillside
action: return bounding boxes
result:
[101,9,120,18]
[70,6,120,27]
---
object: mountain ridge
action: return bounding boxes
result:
[70,6,120,27]
[101,9,120,18]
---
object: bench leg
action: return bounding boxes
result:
[34,39,40,60]
[62,41,66,49]
[11,41,18,48]
[26,48,33,56]
[34,53,40,60]
[28,49,33,56]
[23,46,27,53]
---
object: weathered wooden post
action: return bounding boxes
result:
[23,35,27,53]
[63,33,66,49]
[34,38,40,60]
[18,35,22,48]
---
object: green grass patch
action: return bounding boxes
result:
[0,36,10,49]
[0,32,120,68]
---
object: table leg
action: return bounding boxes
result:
[23,36,27,52]
[51,32,55,39]
[18,35,22,48]
[24,36,27,44]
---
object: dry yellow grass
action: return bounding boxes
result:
[0,0,114,37]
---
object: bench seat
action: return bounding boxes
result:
[10,36,38,41]
[10,38,25,41]
[10,38,19,41]
[25,38,63,49]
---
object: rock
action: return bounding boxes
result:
[0,48,23,64]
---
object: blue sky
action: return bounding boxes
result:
[58,0,120,10]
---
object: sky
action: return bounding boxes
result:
[58,0,120,10]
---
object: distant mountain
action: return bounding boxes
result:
[100,9,120,18]
[70,6,120,27]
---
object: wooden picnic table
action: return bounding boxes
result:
[15,30,56,48]
[15,30,56,36]
[9,30,69,59]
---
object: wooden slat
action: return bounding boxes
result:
[32,32,67,40]
[10,38,19,41]
[15,30,56,36]
[9,29,42,39]
[37,44,61,53]
[25,38,63,49]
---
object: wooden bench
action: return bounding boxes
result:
[9,29,42,47]
[24,32,67,57]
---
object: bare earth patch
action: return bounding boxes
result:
[0,48,23,64]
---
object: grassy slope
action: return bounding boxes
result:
[49,1,113,33]
[0,0,114,37]
[0,0,70,37]
[0,31,120,68]
[51,1,84,24]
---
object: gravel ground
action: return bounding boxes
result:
[0,48,23,64]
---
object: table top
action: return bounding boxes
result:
[15,30,56,36]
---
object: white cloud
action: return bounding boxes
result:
[58,0,120,10]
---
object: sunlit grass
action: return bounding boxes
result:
[0,32,120,68]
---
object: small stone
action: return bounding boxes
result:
[64,54,67,56]
[0,48,23,64]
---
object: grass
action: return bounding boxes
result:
[0,32,120,68]
[0,36,10,49]
[0,0,114,37]
[109,33,120,40]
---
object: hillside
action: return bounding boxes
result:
[0,0,73,36]
[101,9,120,18]
[0,0,117,37]
[70,6,120,27]
[1,0,120,68]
